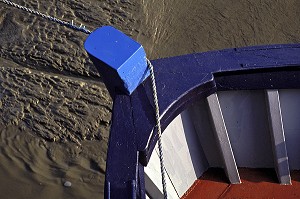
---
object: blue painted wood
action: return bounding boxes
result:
[88,43,300,199]
[84,26,149,97]
[105,93,139,198]
[137,163,146,199]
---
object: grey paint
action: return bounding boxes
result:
[265,90,291,184]
[144,171,164,199]
[145,147,179,199]
[145,111,208,198]
[278,89,300,169]
[206,93,241,184]
[218,90,274,167]
[189,99,223,167]
[145,89,300,197]
[181,110,210,178]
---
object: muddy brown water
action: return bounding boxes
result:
[0,0,299,198]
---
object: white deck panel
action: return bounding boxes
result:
[145,111,208,197]
[265,89,291,184]
[217,90,274,167]
[145,89,300,198]
[279,89,300,169]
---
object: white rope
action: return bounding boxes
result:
[1,0,169,197]
[0,0,91,34]
[147,59,168,199]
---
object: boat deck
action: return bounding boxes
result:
[182,168,300,199]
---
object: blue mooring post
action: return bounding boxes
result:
[84,26,150,98]
[84,26,149,199]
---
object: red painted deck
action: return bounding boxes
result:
[182,168,300,199]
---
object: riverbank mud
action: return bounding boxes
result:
[0,0,299,198]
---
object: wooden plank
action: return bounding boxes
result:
[207,93,241,184]
[265,89,291,185]
[144,148,179,199]
[145,111,209,198]
[144,167,164,199]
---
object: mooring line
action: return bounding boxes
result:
[1,0,170,197]
[147,59,168,199]
[0,0,91,34]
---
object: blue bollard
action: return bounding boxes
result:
[84,26,150,98]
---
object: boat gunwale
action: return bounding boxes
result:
[104,43,300,199]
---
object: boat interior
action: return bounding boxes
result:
[145,89,300,198]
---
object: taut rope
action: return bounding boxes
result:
[0,0,169,197]
[0,0,91,34]
[147,59,168,199]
